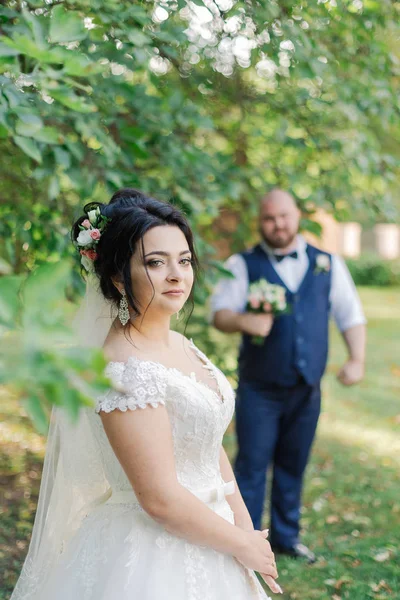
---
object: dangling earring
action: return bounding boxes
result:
[176,310,181,321]
[118,289,130,326]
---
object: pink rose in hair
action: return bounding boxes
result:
[90,229,101,240]
[82,219,91,229]
[80,249,98,260]
[86,249,98,260]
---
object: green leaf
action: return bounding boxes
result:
[2,86,22,108]
[53,146,71,168]
[129,141,149,159]
[23,395,49,434]
[127,30,152,47]
[22,6,47,49]
[51,90,97,113]
[1,34,71,64]
[14,108,43,125]
[22,262,71,312]
[60,388,82,421]
[48,175,60,199]
[301,218,323,237]
[49,6,87,44]
[13,135,42,163]
[64,54,99,77]
[0,275,22,327]
[0,42,20,57]
[128,5,149,26]
[32,127,64,145]
[15,116,43,137]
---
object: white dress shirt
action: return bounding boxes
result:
[210,235,366,332]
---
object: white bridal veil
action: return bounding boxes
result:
[11,277,115,600]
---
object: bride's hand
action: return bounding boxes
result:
[235,529,280,588]
[260,572,283,595]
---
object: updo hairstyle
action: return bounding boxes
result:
[71,188,199,320]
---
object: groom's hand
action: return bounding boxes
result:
[238,313,274,338]
[337,359,364,386]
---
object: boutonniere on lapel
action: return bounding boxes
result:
[314,253,331,274]
[246,278,289,345]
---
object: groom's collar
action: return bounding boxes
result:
[259,234,306,258]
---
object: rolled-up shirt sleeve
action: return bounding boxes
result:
[209,254,249,321]
[330,255,367,332]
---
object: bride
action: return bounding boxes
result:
[11,189,281,599]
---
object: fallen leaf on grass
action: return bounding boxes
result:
[332,595,341,600]
[326,514,340,524]
[324,577,353,591]
[369,580,392,593]
[373,550,390,562]
[335,577,353,590]
[351,559,361,567]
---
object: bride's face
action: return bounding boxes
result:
[129,225,194,317]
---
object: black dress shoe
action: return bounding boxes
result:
[272,542,317,564]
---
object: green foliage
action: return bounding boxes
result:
[346,254,400,287]
[0,263,109,431]
[0,0,399,275]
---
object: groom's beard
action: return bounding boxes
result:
[260,227,299,250]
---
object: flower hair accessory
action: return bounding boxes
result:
[74,206,110,273]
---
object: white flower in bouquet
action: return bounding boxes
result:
[246,278,288,344]
[277,299,286,311]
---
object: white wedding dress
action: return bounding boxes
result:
[12,340,271,600]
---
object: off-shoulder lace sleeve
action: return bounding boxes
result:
[96,359,167,414]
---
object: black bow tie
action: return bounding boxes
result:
[273,251,298,263]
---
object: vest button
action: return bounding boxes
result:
[297,336,304,344]
[295,314,303,323]
[298,359,307,368]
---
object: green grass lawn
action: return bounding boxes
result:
[1,287,399,599]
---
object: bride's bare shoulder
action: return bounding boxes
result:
[170,330,191,350]
[102,321,137,363]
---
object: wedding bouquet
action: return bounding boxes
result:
[246,278,288,345]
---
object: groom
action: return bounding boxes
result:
[211,189,366,562]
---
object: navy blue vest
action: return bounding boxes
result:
[239,243,332,387]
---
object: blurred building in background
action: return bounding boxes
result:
[305,209,400,259]
[212,207,400,260]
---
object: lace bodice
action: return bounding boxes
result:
[91,340,235,497]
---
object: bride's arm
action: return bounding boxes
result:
[219,446,254,531]
[219,446,281,593]
[100,406,280,593]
